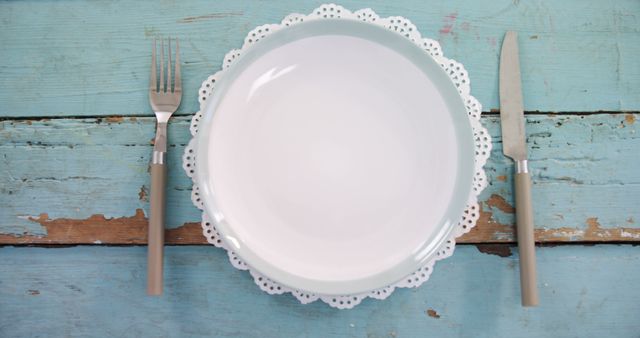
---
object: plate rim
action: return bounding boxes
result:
[195,18,475,295]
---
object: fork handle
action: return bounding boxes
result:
[148,123,167,296]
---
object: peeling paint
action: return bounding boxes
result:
[496,175,507,182]
[586,217,600,229]
[551,229,585,240]
[16,215,39,221]
[625,114,635,124]
[458,206,640,243]
[486,194,515,214]
[138,185,148,202]
[0,210,203,245]
[105,116,124,123]
[426,309,441,318]
[620,230,640,239]
[12,203,640,244]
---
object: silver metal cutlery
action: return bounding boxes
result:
[148,38,182,296]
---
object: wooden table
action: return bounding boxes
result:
[1,1,639,337]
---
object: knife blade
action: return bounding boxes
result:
[500,31,527,162]
[499,31,539,307]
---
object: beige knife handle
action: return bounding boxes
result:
[147,162,166,295]
[515,167,539,306]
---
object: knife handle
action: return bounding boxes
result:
[515,165,539,306]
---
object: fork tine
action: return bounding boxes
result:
[167,38,172,92]
[160,40,165,92]
[150,39,157,92]
[174,38,181,92]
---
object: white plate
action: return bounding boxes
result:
[196,19,475,295]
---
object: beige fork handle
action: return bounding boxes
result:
[147,162,166,295]
[515,171,539,306]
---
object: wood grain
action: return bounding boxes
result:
[0,0,639,117]
[1,1,638,336]
[1,113,638,244]
[1,245,639,337]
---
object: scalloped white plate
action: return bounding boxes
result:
[184,4,491,308]
[196,19,474,295]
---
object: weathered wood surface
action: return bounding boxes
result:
[1,113,638,244]
[1,1,639,336]
[0,0,639,117]
[1,245,638,337]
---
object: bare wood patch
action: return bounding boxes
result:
[625,114,635,125]
[426,309,441,319]
[0,210,205,245]
[459,207,640,242]
[486,194,515,214]
[105,116,124,123]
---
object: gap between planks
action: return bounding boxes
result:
[0,111,638,122]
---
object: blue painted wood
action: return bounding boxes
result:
[0,0,638,117]
[0,1,637,335]
[0,245,638,337]
[1,114,638,241]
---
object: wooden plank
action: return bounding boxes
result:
[1,113,638,244]
[0,245,638,337]
[0,0,638,117]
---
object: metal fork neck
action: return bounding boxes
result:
[154,111,172,123]
[152,122,168,164]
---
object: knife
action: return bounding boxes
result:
[500,31,539,307]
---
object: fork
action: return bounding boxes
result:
[148,38,181,296]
